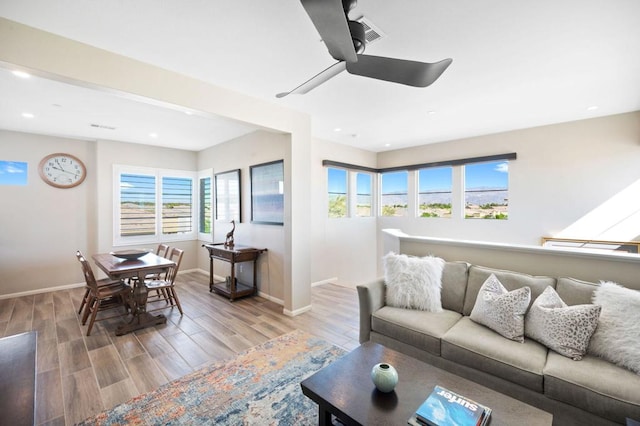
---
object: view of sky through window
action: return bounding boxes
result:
[464,161,509,219]
[419,166,452,218]
[0,161,28,185]
[326,161,508,218]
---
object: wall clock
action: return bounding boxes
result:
[38,153,87,188]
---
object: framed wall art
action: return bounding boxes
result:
[250,160,284,225]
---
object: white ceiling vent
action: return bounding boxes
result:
[356,16,385,45]
[90,123,116,130]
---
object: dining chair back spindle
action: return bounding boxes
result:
[76,251,132,336]
[76,252,127,317]
[145,247,184,315]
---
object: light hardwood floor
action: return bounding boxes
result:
[0,271,360,425]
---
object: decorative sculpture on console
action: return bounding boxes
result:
[224,220,235,248]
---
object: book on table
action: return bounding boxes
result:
[408,385,492,426]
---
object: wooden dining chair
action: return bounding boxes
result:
[76,251,132,336]
[76,251,126,318]
[145,247,184,315]
[128,243,170,284]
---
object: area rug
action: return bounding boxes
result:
[79,330,346,425]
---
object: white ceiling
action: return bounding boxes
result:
[1,0,639,153]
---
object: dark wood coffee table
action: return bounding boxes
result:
[301,342,552,426]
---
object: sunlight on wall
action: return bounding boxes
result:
[556,179,640,241]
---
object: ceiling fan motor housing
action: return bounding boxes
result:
[342,0,357,13]
[348,20,366,54]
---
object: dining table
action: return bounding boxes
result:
[92,251,176,336]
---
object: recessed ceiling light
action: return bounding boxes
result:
[587,105,599,111]
[334,128,342,132]
[12,70,30,79]
[22,112,34,118]
[384,143,391,147]
[184,111,193,115]
[427,111,437,115]
[149,133,158,138]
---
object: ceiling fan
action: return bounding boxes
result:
[276,0,452,98]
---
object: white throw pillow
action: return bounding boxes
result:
[588,281,640,374]
[383,252,445,312]
[470,274,530,342]
[525,286,601,360]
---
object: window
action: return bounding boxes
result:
[356,172,372,217]
[215,169,241,222]
[380,171,408,217]
[418,167,452,218]
[199,173,212,239]
[464,161,509,219]
[162,176,193,234]
[328,168,347,218]
[114,166,196,245]
[119,173,156,237]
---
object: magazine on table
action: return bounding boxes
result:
[408,385,492,426]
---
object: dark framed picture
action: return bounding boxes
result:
[215,169,241,222]
[250,160,284,225]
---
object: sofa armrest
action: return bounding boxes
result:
[356,278,386,344]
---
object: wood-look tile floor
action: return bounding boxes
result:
[0,271,360,425]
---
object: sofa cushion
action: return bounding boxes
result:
[462,265,556,316]
[372,306,462,356]
[556,277,598,305]
[525,286,601,360]
[544,352,640,424]
[442,317,548,392]
[441,261,469,313]
[589,281,640,374]
[469,274,531,342]
[383,252,445,312]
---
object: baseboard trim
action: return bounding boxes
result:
[311,277,338,287]
[0,282,85,300]
[283,304,312,317]
[258,292,284,305]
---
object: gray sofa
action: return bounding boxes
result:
[357,262,640,425]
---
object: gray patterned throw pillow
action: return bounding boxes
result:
[470,274,531,342]
[525,286,601,360]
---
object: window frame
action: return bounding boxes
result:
[354,171,374,218]
[327,167,348,218]
[198,169,213,242]
[113,165,198,246]
[416,166,453,219]
[463,160,509,220]
[379,170,409,217]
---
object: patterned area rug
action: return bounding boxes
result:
[79,330,346,425]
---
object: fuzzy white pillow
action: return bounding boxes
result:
[588,281,640,374]
[383,252,445,312]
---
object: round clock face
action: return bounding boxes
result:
[38,153,87,188]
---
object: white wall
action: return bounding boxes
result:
[377,111,640,248]
[0,131,202,296]
[0,17,314,313]
[94,139,200,273]
[310,138,379,287]
[197,130,288,302]
[386,230,640,291]
[0,130,94,294]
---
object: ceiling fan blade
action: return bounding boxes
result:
[300,0,357,62]
[276,61,347,98]
[346,55,453,87]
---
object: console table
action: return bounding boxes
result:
[202,243,267,301]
